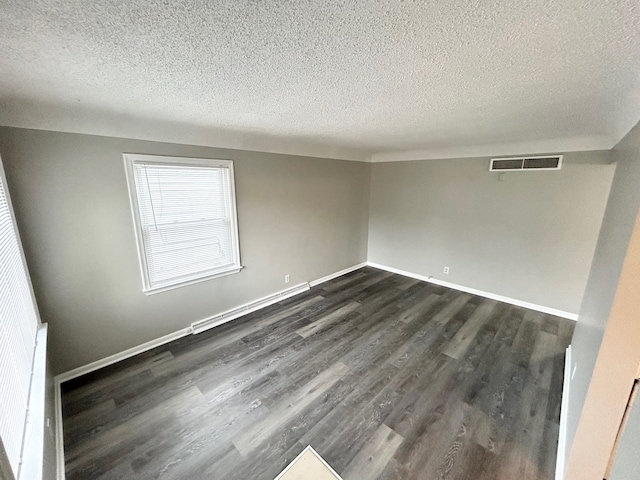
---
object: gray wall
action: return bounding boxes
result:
[368,152,615,314]
[0,127,371,374]
[565,120,640,468]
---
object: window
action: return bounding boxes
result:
[0,155,40,479]
[123,154,242,294]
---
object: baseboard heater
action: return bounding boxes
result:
[191,282,311,334]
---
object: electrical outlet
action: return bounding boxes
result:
[443,266,449,274]
[284,274,290,284]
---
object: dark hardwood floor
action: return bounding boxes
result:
[61,267,574,480]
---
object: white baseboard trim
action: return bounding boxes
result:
[55,327,193,384]
[56,260,574,385]
[55,283,314,383]
[367,262,579,321]
[309,262,368,287]
[194,262,368,335]
[55,263,369,384]
[191,282,311,334]
[555,345,572,480]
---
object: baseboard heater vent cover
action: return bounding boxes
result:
[191,282,310,334]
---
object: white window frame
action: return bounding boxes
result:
[123,154,242,294]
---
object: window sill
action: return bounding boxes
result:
[143,266,243,295]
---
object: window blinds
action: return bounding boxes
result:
[0,164,39,478]
[126,157,241,292]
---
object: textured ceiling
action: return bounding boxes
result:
[0,0,639,161]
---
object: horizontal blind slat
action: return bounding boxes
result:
[129,160,238,289]
[0,170,39,477]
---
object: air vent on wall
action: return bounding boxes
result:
[490,155,563,172]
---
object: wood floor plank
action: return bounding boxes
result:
[62,350,174,405]
[296,301,360,337]
[298,363,399,449]
[377,458,409,480]
[63,398,117,444]
[123,399,266,480]
[396,292,441,324]
[317,386,402,473]
[511,317,541,369]
[494,312,524,346]
[462,341,527,455]
[530,330,557,391]
[232,362,349,456]
[432,402,489,480]
[62,266,573,480]
[341,423,404,480]
[430,292,473,326]
[385,354,459,440]
[495,381,552,480]
[442,299,498,359]
[65,386,205,479]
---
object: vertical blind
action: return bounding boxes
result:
[129,159,240,291]
[0,164,39,478]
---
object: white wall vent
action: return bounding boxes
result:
[490,155,563,172]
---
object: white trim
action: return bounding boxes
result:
[555,345,572,480]
[55,328,193,384]
[273,445,343,480]
[55,281,328,388]
[191,283,310,334]
[54,262,369,383]
[122,154,242,294]
[54,376,64,480]
[18,324,48,480]
[309,262,368,287]
[143,266,243,295]
[366,262,579,320]
[54,281,320,383]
